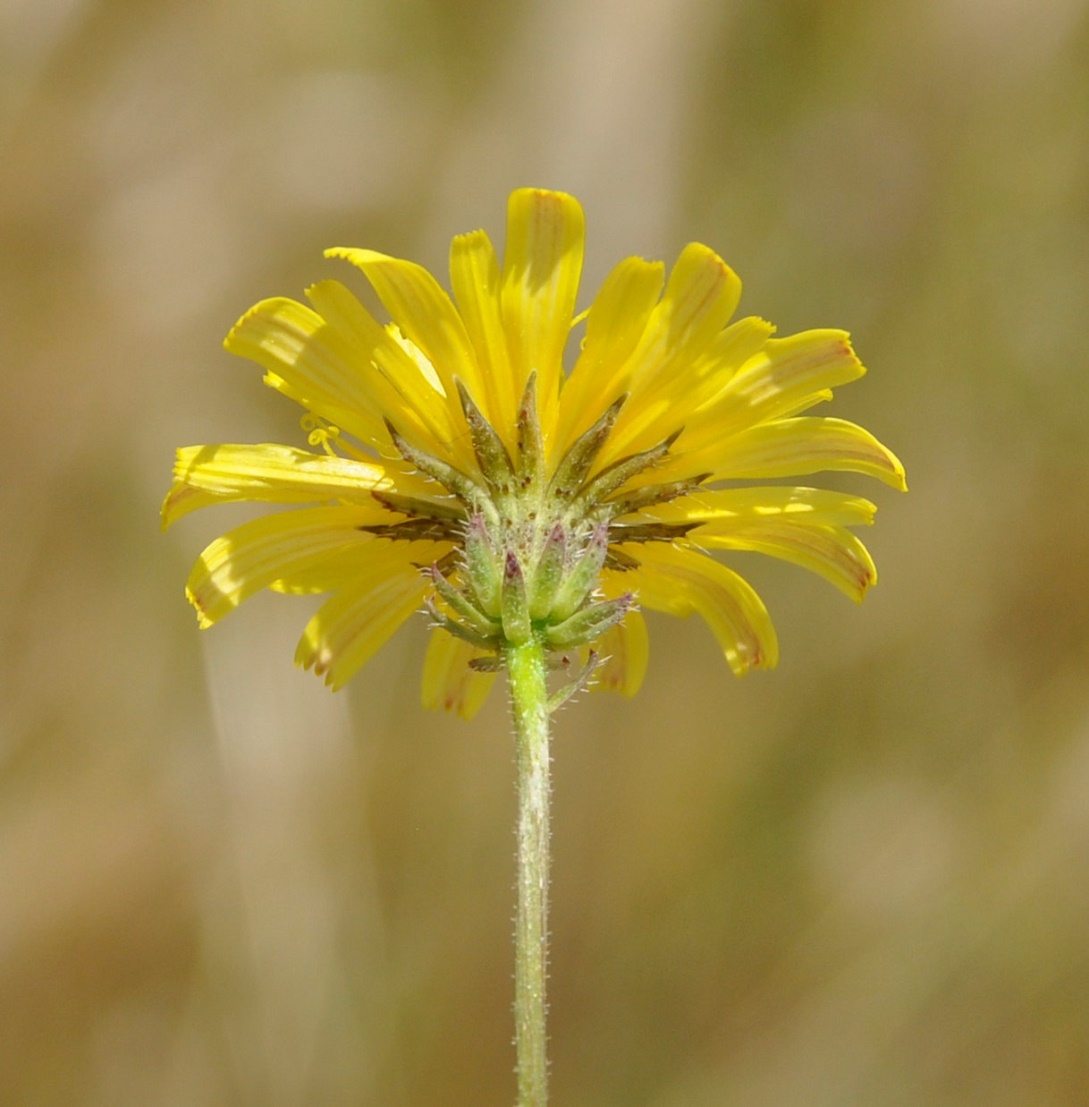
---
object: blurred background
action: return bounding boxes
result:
[3,0,1089,1103]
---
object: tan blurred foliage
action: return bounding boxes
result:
[2,0,1089,1103]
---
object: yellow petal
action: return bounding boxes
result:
[681,328,866,454]
[449,229,517,441]
[420,629,498,718]
[628,315,777,450]
[268,551,367,594]
[185,506,379,628]
[270,538,451,594]
[597,245,742,466]
[224,297,386,447]
[644,315,776,436]
[624,543,778,674]
[641,486,877,529]
[696,524,878,602]
[588,604,649,697]
[554,256,665,457]
[683,416,907,490]
[294,543,429,689]
[162,443,394,528]
[303,280,461,461]
[591,315,775,493]
[325,247,482,454]
[712,522,876,602]
[501,188,585,426]
[687,315,776,385]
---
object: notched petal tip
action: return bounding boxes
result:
[509,185,582,212]
[421,629,498,718]
[676,241,742,289]
[160,480,218,531]
[324,245,388,266]
[885,447,909,492]
[222,297,293,356]
[856,569,878,602]
[733,639,780,675]
[184,584,215,630]
[160,482,191,531]
[294,628,329,680]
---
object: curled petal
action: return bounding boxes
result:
[679,329,866,458]
[697,524,879,602]
[224,297,386,447]
[587,600,649,697]
[641,486,878,529]
[326,248,480,406]
[294,543,431,689]
[185,507,382,628]
[304,280,463,460]
[162,443,394,528]
[421,629,498,719]
[623,543,778,675]
[677,416,907,490]
[269,539,450,595]
[600,316,777,475]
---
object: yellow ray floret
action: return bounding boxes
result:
[162,443,394,527]
[186,506,392,628]
[500,188,585,429]
[421,630,498,719]
[294,541,436,690]
[612,544,779,675]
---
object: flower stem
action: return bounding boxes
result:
[505,634,551,1107]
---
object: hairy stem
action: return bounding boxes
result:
[505,634,551,1107]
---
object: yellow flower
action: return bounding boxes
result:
[163,188,905,718]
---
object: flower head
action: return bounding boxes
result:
[164,188,905,717]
